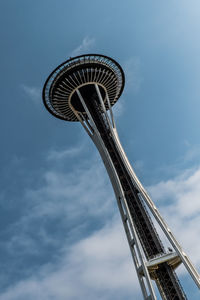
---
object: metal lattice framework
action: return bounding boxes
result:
[43,54,200,300]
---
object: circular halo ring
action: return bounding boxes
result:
[68,82,107,114]
[43,54,125,121]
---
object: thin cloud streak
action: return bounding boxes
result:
[47,145,83,160]
[3,157,116,259]
[1,146,200,299]
[0,151,140,299]
[148,166,200,268]
[71,36,95,57]
[0,219,139,300]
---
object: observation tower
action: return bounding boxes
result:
[43,54,200,299]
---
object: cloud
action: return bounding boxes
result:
[0,218,140,300]
[27,161,114,221]
[0,145,142,299]
[1,145,200,299]
[0,150,141,299]
[148,166,200,268]
[47,145,83,160]
[21,85,41,104]
[3,156,117,260]
[71,36,95,57]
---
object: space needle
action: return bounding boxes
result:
[43,54,200,299]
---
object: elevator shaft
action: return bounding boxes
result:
[82,88,186,300]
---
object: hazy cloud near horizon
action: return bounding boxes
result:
[1,0,200,299]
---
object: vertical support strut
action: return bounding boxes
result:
[92,133,157,300]
[74,83,200,299]
[111,128,200,289]
[76,85,157,299]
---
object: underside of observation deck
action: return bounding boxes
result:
[43,54,124,121]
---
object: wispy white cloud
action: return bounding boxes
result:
[1,146,200,299]
[71,36,95,57]
[0,150,141,299]
[28,161,114,220]
[4,156,116,257]
[21,85,41,104]
[0,219,140,300]
[47,145,83,160]
[148,166,200,268]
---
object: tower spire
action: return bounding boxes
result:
[43,54,200,299]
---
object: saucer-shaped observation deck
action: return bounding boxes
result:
[43,54,125,121]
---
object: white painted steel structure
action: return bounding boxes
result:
[75,84,200,299]
[43,54,200,300]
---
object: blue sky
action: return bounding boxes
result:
[0,0,200,299]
